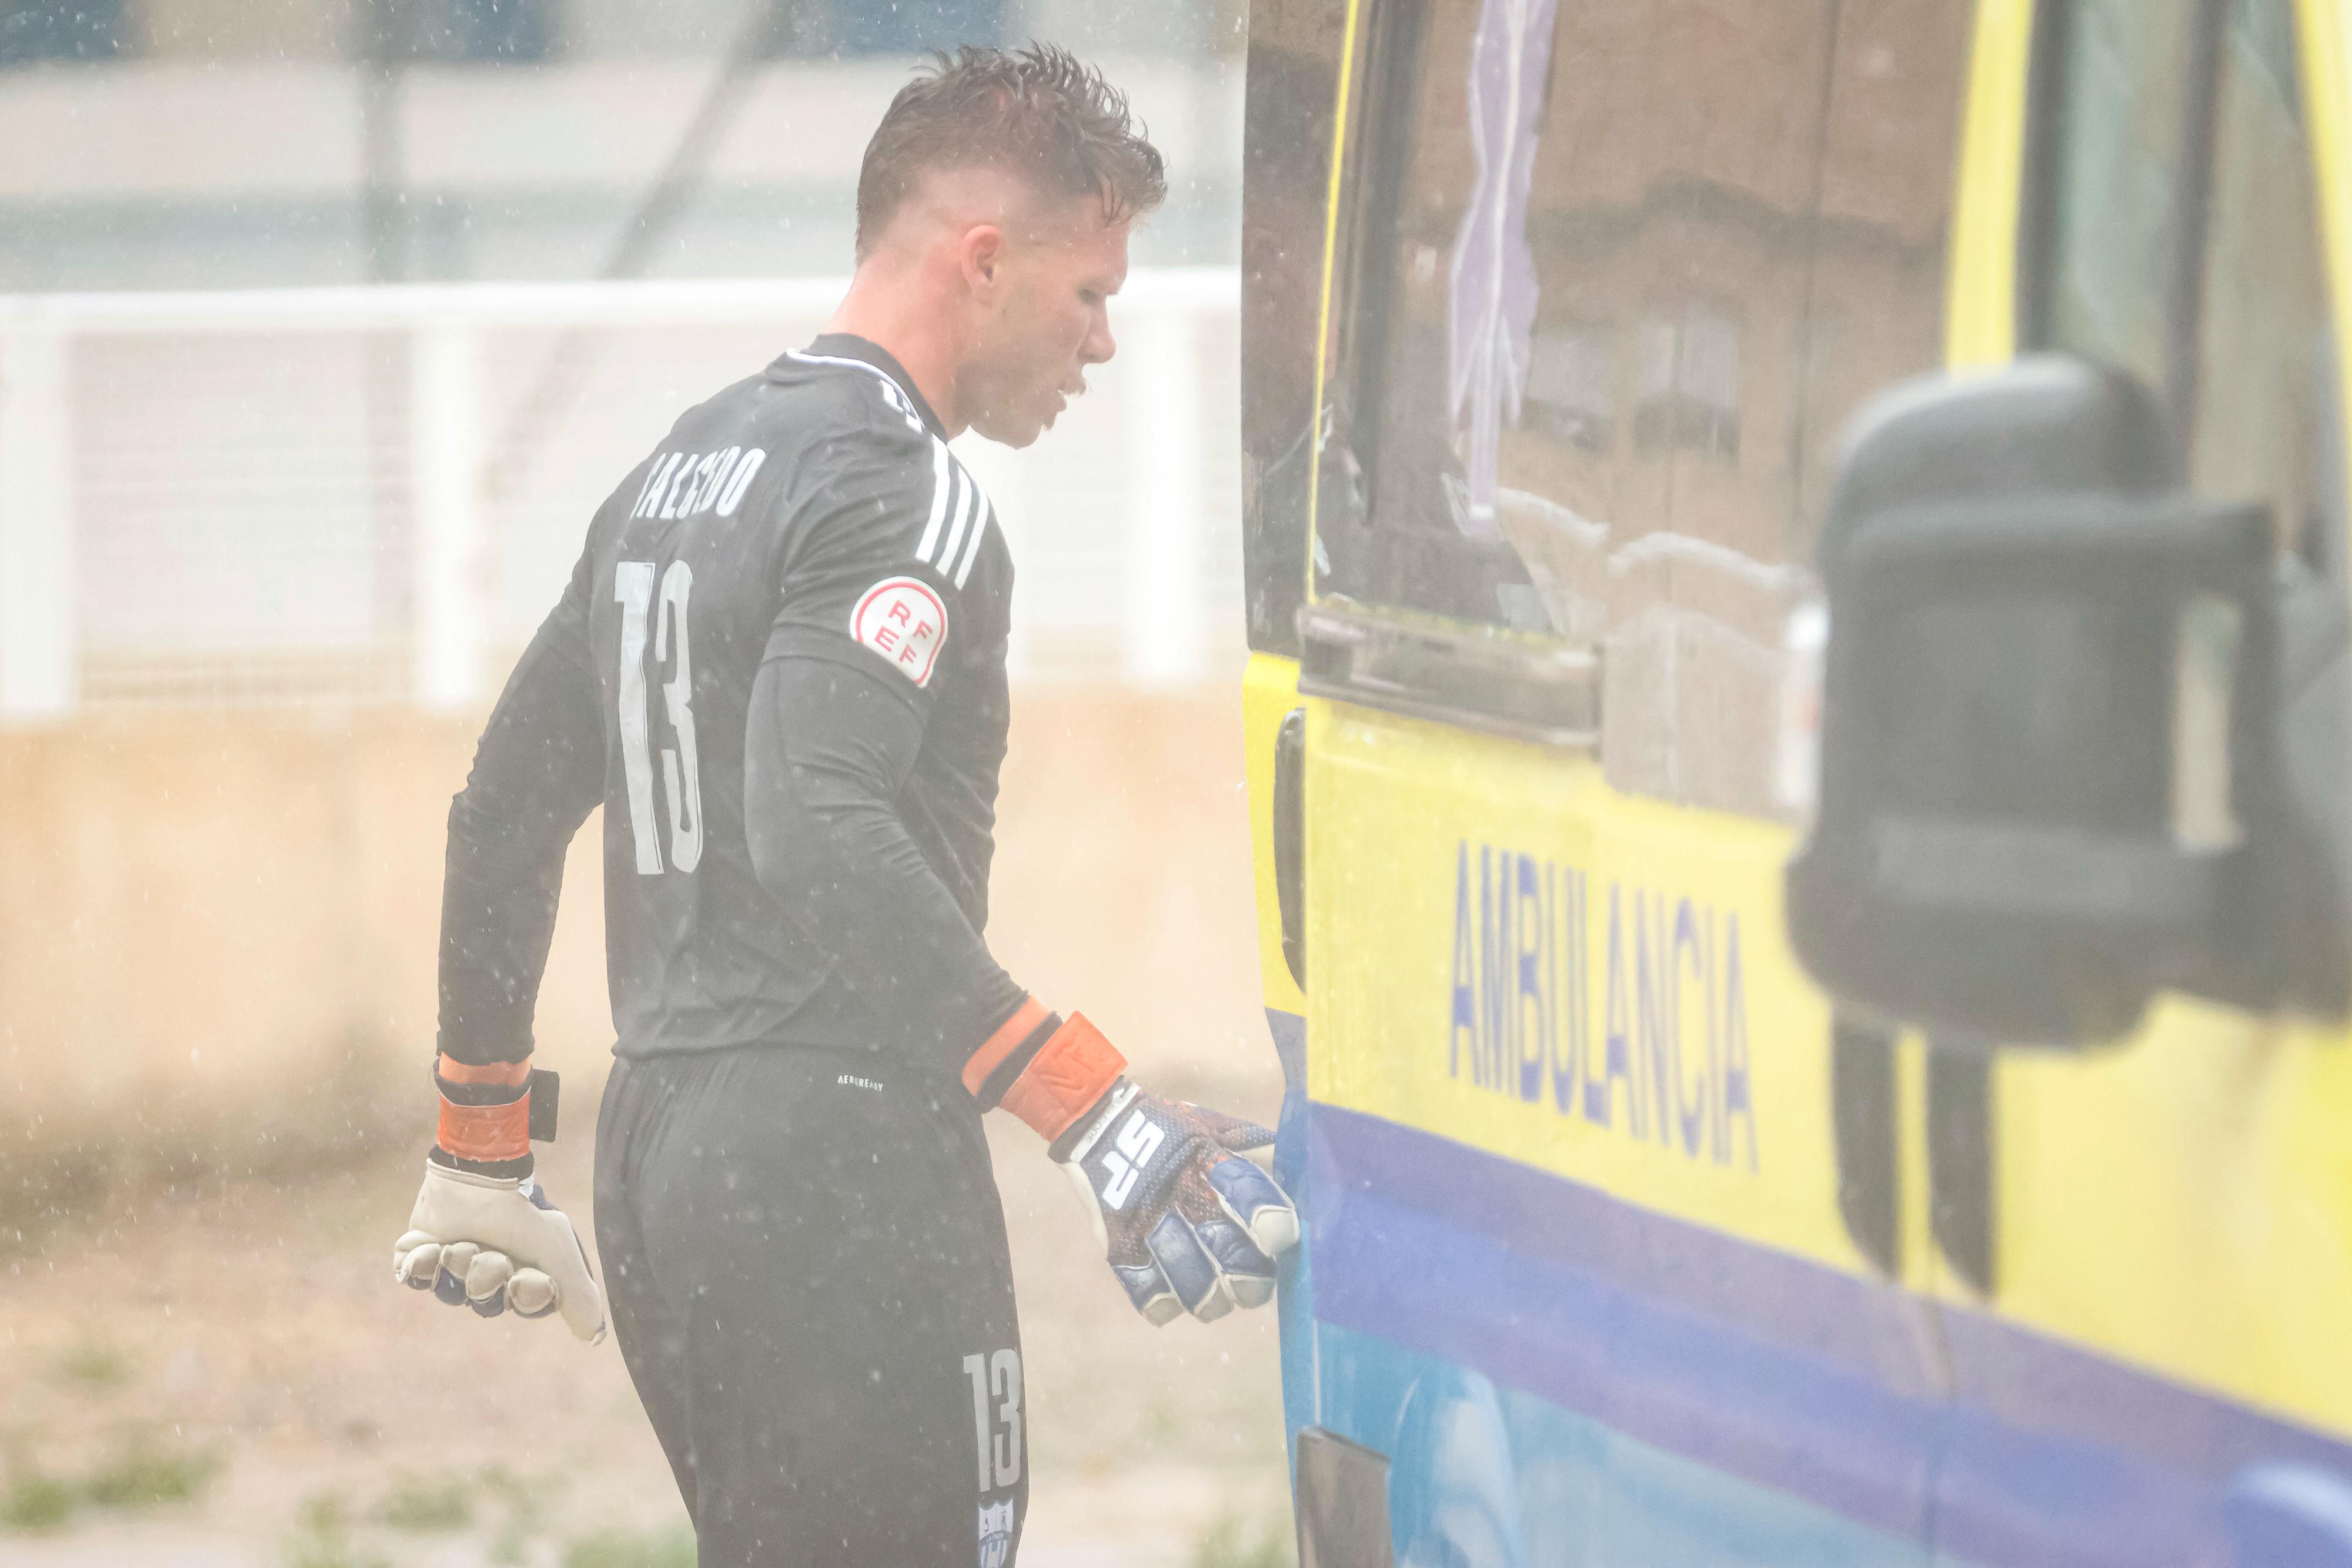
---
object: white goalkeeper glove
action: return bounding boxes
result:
[392,1054,604,1343]
[393,1158,606,1342]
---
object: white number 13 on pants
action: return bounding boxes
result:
[963,1349,1023,1490]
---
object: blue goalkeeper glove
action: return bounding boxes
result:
[962,1005,1299,1326]
[1054,1081,1299,1325]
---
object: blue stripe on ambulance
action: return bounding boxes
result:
[1297,1094,2352,1566]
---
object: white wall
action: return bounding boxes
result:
[0,54,1242,287]
[0,272,1245,720]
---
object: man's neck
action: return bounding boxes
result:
[826,269,966,437]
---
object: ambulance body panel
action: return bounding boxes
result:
[1239,0,2352,1562]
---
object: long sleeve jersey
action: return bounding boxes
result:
[436,333,1030,1070]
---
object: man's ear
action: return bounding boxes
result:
[957,223,1005,300]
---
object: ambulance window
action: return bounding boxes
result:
[2030,0,2340,556]
[2026,0,2202,398]
[1314,0,1575,640]
[1241,0,1349,657]
[1317,0,1855,655]
[1319,0,1976,817]
[2185,0,2338,563]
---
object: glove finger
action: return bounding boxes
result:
[397,1239,444,1291]
[393,1230,436,1277]
[1192,1216,1278,1310]
[1147,1211,1236,1323]
[1207,1155,1301,1258]
[466,1250,515,1317]
[1184,1104,1275,1157]
[433,1242,481,1307]
[507,1268,560,1320]
[1112,1258,1184,1327]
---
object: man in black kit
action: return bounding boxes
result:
[388,45,1299,1568]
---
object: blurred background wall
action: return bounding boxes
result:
[0,0,1261,1233]
[0,0,1243,290]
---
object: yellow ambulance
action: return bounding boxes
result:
[1237,0,2352,1561]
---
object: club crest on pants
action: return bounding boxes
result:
[977,1499,1015,1568]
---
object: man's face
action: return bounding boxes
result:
[961,196,1128,448]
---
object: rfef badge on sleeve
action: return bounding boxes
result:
[850,576,948,686]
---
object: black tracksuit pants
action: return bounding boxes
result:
[594,1044,1027,1567]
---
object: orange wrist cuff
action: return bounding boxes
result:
[997,1013,1126,1144]
[961,997,1053,1098]
[436,1054,530,1087]
[435,1053,532,1165]
[436,1095,530,1164]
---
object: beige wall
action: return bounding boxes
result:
[127,0,1240,61]
[0,688,1269,1218]
[134,0,353,61]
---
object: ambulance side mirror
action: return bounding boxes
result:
[1786,357,2290,1047]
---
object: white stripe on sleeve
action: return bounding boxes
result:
[914,440,954,564]
[953,500,993,589]
[951,466,997,588]
[936,461,980,576]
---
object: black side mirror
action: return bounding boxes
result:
[1788,357,2290,1047]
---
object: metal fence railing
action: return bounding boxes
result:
[0,270,1243,722]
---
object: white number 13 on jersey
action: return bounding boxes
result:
[614,560,703,875]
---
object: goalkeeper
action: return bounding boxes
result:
[391,43,1296,1568]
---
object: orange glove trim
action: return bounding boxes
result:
[997,1012,1127,1144]
[436,1054,531,1087]
[437,1094,531,1164]
[961,996,1053,1098]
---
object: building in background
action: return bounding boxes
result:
[0,0,1244,290]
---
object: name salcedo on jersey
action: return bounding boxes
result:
[632,446,770,522]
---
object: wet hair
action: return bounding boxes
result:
[854,43,1167,259]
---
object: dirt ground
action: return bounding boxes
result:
[0,1055,1293,1567]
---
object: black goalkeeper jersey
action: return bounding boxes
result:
[437,333,1031,1069]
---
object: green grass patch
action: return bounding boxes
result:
[563,1523,698,1568]
[0,1469,75,1533]
[51,1341,136,1396]
[1189,1510,1297,1568]
[477,1465,560,1563]
[78,1429,218,1511]
[283,1490,389,1568]
[296,1492,351,1534]
[373,1471,474,1532]
[285,1533,389,1568]
[0,1427,218,1532]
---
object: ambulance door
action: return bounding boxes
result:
[1918,1,2352,1562]
[1237,0,1342,1465]
[1278,0,1972,1561]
